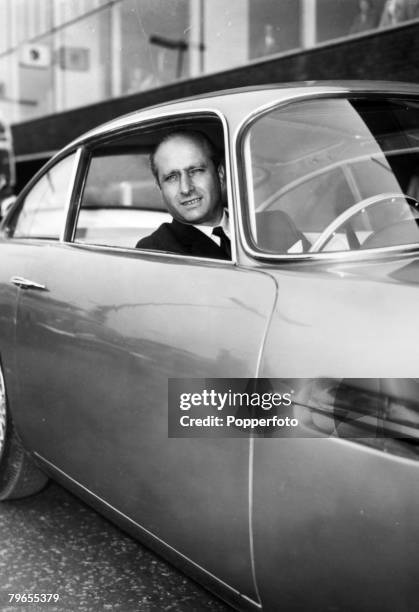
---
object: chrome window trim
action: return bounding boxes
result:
[66,146,91,243]
[67,107,237,265]
[233,88,419,263]
[59,148,83,242]
[62,241,236,267]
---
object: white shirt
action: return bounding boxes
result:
[195,209,230,246]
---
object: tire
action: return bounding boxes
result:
[0,363,48,500]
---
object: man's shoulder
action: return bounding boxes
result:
[135,219,227,259]
[135,222,176,249]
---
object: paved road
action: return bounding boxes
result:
[0,483,233,612]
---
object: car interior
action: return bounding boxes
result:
[248,97,419,254]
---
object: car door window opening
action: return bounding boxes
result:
[72,117,231,260]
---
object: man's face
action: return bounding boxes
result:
[154,135,225,225]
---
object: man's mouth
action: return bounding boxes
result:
[181,197,202,207]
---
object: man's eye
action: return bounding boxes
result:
[164,174,177,183]
[189,167,204,175]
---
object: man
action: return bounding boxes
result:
[136,130,231,260]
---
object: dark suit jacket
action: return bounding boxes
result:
[136,219,229,260]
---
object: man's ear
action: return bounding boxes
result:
[217,163,227,202]
[217,163,226,194]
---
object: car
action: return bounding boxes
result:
[1,81,419,612]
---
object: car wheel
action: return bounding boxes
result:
[0,364,48,500]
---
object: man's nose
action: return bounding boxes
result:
[179,172,193,194]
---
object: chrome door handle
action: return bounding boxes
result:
[10,276,47,291]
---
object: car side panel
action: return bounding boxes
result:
[259,260,419,379]
[252,437,419,612]
[253,262,419,610]
[12,242,277,602]
[0,240,33,412]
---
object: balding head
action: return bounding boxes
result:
[150,130,222,186]
[150,130,225,226]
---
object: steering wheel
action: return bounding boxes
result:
[309,193,419,253]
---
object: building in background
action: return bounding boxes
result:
[3,0,419,125]
[1,0,419,191]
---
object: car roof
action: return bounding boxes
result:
[64,80,419,153]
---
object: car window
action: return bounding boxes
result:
[74,151,171,248]
[245,97,419,254]
[73,118,227,254]
[10,153,77,240]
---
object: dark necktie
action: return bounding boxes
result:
[212,226,231,258]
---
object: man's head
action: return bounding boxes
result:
[150,130,225,225]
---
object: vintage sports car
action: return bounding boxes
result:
[1,82,419,611]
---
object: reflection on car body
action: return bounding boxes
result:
[0,82,419,612]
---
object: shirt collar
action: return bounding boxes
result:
[218,209,230,239]
[195,208,230,239]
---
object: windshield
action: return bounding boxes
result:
[244,96,419,254]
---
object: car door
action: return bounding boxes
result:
[8,123,277,602]
[0,151,79,423]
